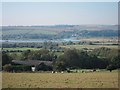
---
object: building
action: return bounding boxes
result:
[12,60,53,71]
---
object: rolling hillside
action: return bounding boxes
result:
[2,25,118,40]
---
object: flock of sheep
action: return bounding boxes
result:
[51,69,101,74]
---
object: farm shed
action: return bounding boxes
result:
[12,60,53,71]
[12,60,53,66]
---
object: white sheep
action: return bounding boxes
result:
[61,71,64,73]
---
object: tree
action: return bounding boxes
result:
[53,60,66,72]
[62,49,77,68]
[2,53,12,66]
[21,50,31,60]
[56,49,109,69]
[106,64,115,72]
[110,55,120,69]
[36,63,52,71]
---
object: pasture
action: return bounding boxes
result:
[60,45,118,50]
[3,29,57,35]
[2,71,118,88]
[2,47,40,51]
[0,72,2,89]
[2,44,118,52]
[80,37,118,43]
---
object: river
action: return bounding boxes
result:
[0,38,80,43]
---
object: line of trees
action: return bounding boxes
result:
[54,49,109,70]
[2,48,120,72]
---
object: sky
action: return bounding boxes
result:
[1,0,120,2]
[1,2,118,26]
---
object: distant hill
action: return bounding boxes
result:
[1,25,118,40]
[2,25,117,31]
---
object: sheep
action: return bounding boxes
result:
[52,71,55,73]
[61,71,64,73]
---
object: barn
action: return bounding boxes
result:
[12,60,53,71]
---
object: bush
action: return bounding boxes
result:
[2,53,12,66]
[12,65,31,72]
[53,61,66,72]
[36,63,53,71]
[106,64,115,72]
[3,64,12,72]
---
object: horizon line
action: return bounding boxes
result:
[0,24,118,27]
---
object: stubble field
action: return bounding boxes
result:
[2,71,118,88]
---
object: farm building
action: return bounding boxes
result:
[12,60,53,71]
[12,60,53,66]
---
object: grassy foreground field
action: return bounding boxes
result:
[2,71,118,88]
[0,72,2,89]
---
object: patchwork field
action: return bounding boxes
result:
[80,37,118,43]
[2,48,40,51]
[60,45,118,50]
[2,44,118,52]
[2,71,118,88]
[3,29,57,35]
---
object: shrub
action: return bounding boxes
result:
[106,64,116,72]
[3,64,12,72]
[12,65,31,72]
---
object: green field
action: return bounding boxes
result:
[60,45,118,50]
[2,71,118,88]
[3,29,57,35]
[2,48,40,51]
[2,44,118,51]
